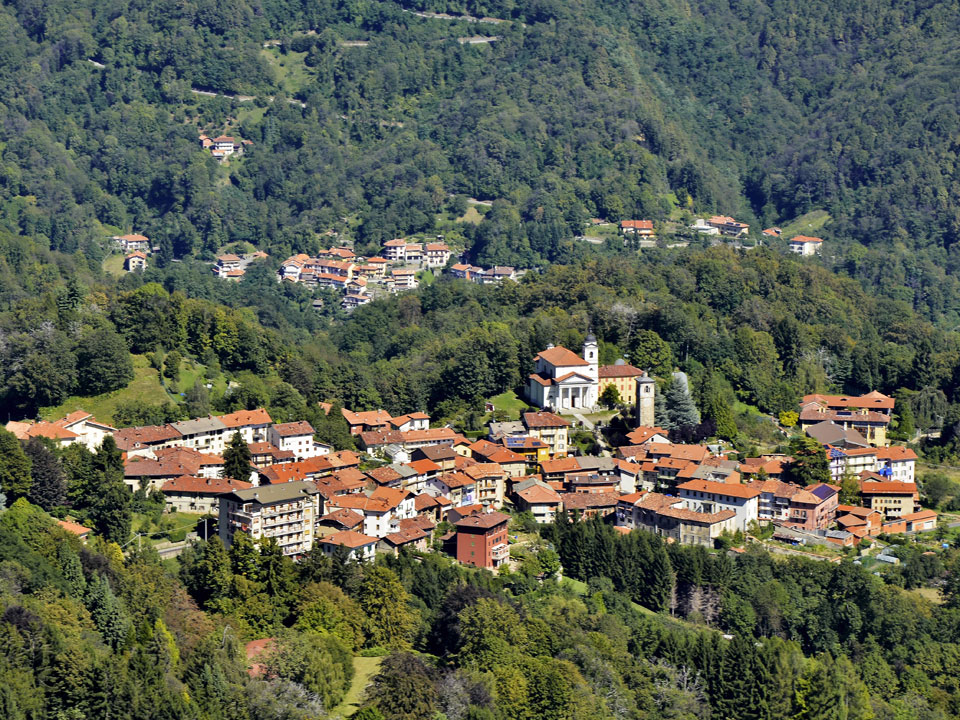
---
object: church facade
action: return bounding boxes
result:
[526,336,600,412]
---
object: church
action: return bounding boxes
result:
[527,335,657,422]
[526,335,601,411]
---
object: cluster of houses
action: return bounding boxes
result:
[198,133,252,162]
[7,344,928,568]
[112,233,153,272]
[212,251,270,281]
[447,264,518,284]
[690,216,750,238]
[277,238,451,311]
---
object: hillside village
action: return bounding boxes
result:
[9,338,931,571]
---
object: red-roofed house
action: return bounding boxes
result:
[57,518,92,542]
[513,481,562,523]
[378,526,429,555]
[116,233,150,252]
[676,479,760,532]
[784,483,839,531]
[522,411,572,457]
[124,251,147,272]
[625,425,670,447]
[51,411,117,450]
[860,479,919,518]
[219,408,273,444]
[454,511,510,569]
[619,219,654,236]
[799,392,894,447]
[428,472,477,506]
[319,530,378,561]
[598,362,645,404]
[161,475,253,513]
[268,421,324,460]
[789,235,823,256]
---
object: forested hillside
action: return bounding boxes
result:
[2,496,960,719]
[1,0,959,265]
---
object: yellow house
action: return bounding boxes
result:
[522,411,571,458]
[598,362,644,403]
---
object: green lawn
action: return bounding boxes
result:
[331,656,382,718]
[488,390,530,420]
[131,511,206,543]
[779,210,832,238]
[261,48,314,95]
[102,253,126,277]
[456,205,484,224]
[41,354,173,424]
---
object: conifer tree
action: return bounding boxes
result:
[58,542,86,598]
[229,530,260,580]
[24,437,67,511]
[665,375,701,428]
[648,542,675,613]
[87,574,130,649]
[0,427,33,502]
[223,431,253,482]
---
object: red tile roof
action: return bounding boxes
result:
[321,530,378,548]
[534,346,589,367]
[677,479,761,499]
[161,475,252,494]
[523,411,571,429]
[320,509,364,529]
[599,363,644,378]
[57,519,92,536]
[516,484,561,504]
[801,392,895,411]
[272,421,315,437]
[454,511,510,529]
[861,481,918,495]
[219,408,272,427]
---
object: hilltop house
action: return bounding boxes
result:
[124,251,147,271]
[619,220,654,236]
[789,236,823,255]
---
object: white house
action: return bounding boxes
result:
[526,335,599,412]
[219,408,273,444]
[171,417,228,454]
[50,411,117,451]
[789,236,823,255]
[268,421,321,460]
[319,530,378,561]
[676,479,760,532]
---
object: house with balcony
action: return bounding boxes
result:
[454,510,510,569]
[789,236,823,255]
[676,479,760,532]
[799,392,894,447]
[219,482,319,558]
[171,417,228,454]
[784,483,839,530]
[319,530,378,561]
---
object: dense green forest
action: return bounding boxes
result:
[2,494,960,719]
[1,0,959,266]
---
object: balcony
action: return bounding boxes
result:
[491,543,509,561]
